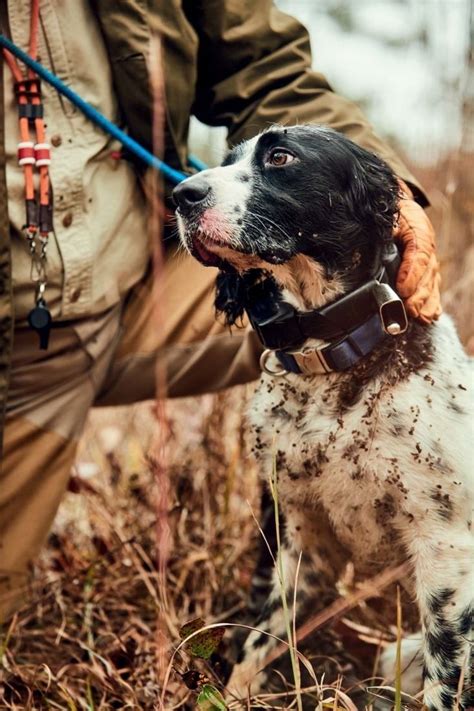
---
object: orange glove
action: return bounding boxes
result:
[394,180,442,324]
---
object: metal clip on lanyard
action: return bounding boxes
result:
[3,0,53,349]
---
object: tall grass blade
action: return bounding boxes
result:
[395,585,402,711]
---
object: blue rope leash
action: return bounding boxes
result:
[187,154,209,172]
[0,34,205,184]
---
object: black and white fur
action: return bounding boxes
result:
[174,126,473,710]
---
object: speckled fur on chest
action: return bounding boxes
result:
[248,339,473,568]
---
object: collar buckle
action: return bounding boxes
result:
[289,345,334,375]
[262,345,334,377]
[373,282,408,336]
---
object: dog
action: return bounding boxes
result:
[173,125,473,710]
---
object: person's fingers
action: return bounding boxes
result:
[393,194,441,323]
[403,258,441,322]
[396,228,433,299]
[417,272,442,323]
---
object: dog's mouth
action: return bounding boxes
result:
[177,207,235,268]
[189,232,226,268]
[188,229,292,273]
[179,208,292,272]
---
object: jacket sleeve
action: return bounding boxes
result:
[188,0,427,205]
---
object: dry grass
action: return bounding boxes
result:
[1,390,424,710]
[1,393,261,709]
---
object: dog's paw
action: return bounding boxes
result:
[379,633,423,696]
[225,660,267,702]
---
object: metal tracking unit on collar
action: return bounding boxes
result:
[252,247,408,377]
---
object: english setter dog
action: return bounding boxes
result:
[174,125,473,710]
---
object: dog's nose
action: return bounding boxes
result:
[173,177,211,212]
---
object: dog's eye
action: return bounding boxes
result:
[266,149,295,167]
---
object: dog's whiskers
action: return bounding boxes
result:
[242,209,292,241]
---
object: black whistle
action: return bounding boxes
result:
[28,298,52,350]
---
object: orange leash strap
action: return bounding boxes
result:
[3,0,52,239]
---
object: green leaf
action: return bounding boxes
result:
[179,618,224,660]
[197,684,227,710]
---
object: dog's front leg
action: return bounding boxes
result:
[409,526,473,710]
[226,537,306,700]
[226,504,348,702]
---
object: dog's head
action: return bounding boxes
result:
[174,125,400,323]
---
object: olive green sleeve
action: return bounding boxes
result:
[189,0,427,205]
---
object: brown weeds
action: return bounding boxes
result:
[0,391,422,710]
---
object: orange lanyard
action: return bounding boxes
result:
[3,0,53,348]
[3,0,52,271]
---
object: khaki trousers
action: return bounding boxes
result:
[0,249,262,621]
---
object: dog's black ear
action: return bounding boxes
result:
[344,150,400,239]
[215,271,247,326]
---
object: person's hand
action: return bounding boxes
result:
[394,180,442,324]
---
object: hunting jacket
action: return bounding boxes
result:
[0,0,425,451]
